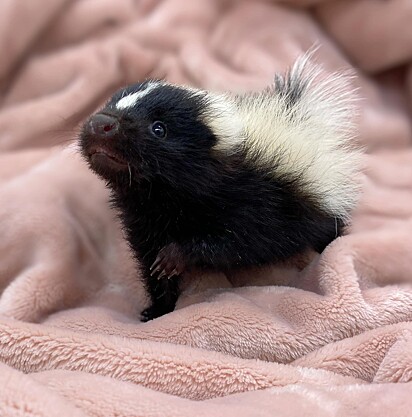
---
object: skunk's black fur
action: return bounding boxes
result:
[79,65,358,321]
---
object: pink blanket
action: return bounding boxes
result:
[1,1,412,415]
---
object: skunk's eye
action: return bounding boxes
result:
[150,121,167,139]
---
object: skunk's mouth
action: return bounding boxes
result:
[88,146,128,171]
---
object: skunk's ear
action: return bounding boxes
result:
[237,52,363,222]
[199,93,245,154]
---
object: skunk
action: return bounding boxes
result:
[79,55,362,321]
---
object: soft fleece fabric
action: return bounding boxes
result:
[0,0,412,416]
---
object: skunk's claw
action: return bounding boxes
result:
[150,243,185,280]
[149,261,162,275]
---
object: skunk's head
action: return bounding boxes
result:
[79,80,242,191]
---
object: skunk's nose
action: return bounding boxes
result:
[87,113,119,138]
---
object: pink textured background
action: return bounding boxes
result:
[0,1,412,415]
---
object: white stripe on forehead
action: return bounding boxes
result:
[116,82,158,110]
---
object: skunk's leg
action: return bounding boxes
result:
[139,243,184,321]
[140,270,180,322]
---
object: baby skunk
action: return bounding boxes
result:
[79,56,361,321]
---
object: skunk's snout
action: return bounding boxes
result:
[82,113,129,173]
[87,113,119,139]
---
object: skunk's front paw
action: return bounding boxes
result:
[141,305,160,322]
[150,243,186,279]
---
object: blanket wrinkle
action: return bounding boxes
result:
[1,0,412,415]
[316,0,412,72]
[0,317,362,401]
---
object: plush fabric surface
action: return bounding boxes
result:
[1,1,412,415]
